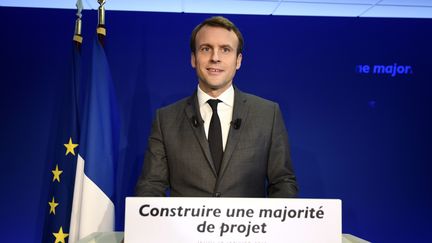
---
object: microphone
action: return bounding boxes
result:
[232,119,242,130]
[192,116,202,128]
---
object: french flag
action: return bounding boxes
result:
[69,38,120,242]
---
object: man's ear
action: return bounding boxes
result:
[191,52,196,68]
[236,53,243,70]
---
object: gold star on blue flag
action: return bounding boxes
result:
[53,226,69,243]
[64,137,79,156]
[49,197,59,215]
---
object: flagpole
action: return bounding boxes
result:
[67,2,84,243]
[97,0,106,45]
[73,0,83,49]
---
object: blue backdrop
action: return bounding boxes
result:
[1,6,431,242]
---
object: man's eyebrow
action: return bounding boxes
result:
[220,44,234,49]
[198,43,212,48]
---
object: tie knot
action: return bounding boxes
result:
[207,99,221,112]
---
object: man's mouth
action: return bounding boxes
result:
[207,68,223,73]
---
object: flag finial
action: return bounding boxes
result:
[73,0,83,45]
[97,0,106,40]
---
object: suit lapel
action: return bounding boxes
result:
[218,88,249,178]
[184,92,218,176]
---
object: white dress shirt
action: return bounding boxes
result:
[197,85,234,151]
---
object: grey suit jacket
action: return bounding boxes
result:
[135,87,298,197]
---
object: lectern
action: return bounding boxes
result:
[126,197,342,243]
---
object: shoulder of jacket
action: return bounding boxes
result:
[240,91,278,109]
[158,96,190,113]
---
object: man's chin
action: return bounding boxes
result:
[208,81,231,89]
[198,79,232,93]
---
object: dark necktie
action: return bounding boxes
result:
[207,99,223,174]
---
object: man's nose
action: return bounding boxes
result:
[210,50,220,63]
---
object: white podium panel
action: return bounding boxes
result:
[125,197,342,243]
[76,233,371,243]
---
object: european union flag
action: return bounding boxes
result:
[41,41,81,243]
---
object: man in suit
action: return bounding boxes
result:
[135,16,298,198]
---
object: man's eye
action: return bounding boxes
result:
[222,48,230,53]
[201,47,210,52]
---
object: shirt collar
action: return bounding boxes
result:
[197,85,234,107]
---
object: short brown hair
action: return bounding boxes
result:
[190,16,244,55]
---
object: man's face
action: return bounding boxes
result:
[191,25,242,95]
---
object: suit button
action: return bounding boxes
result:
[213,192,221,197]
